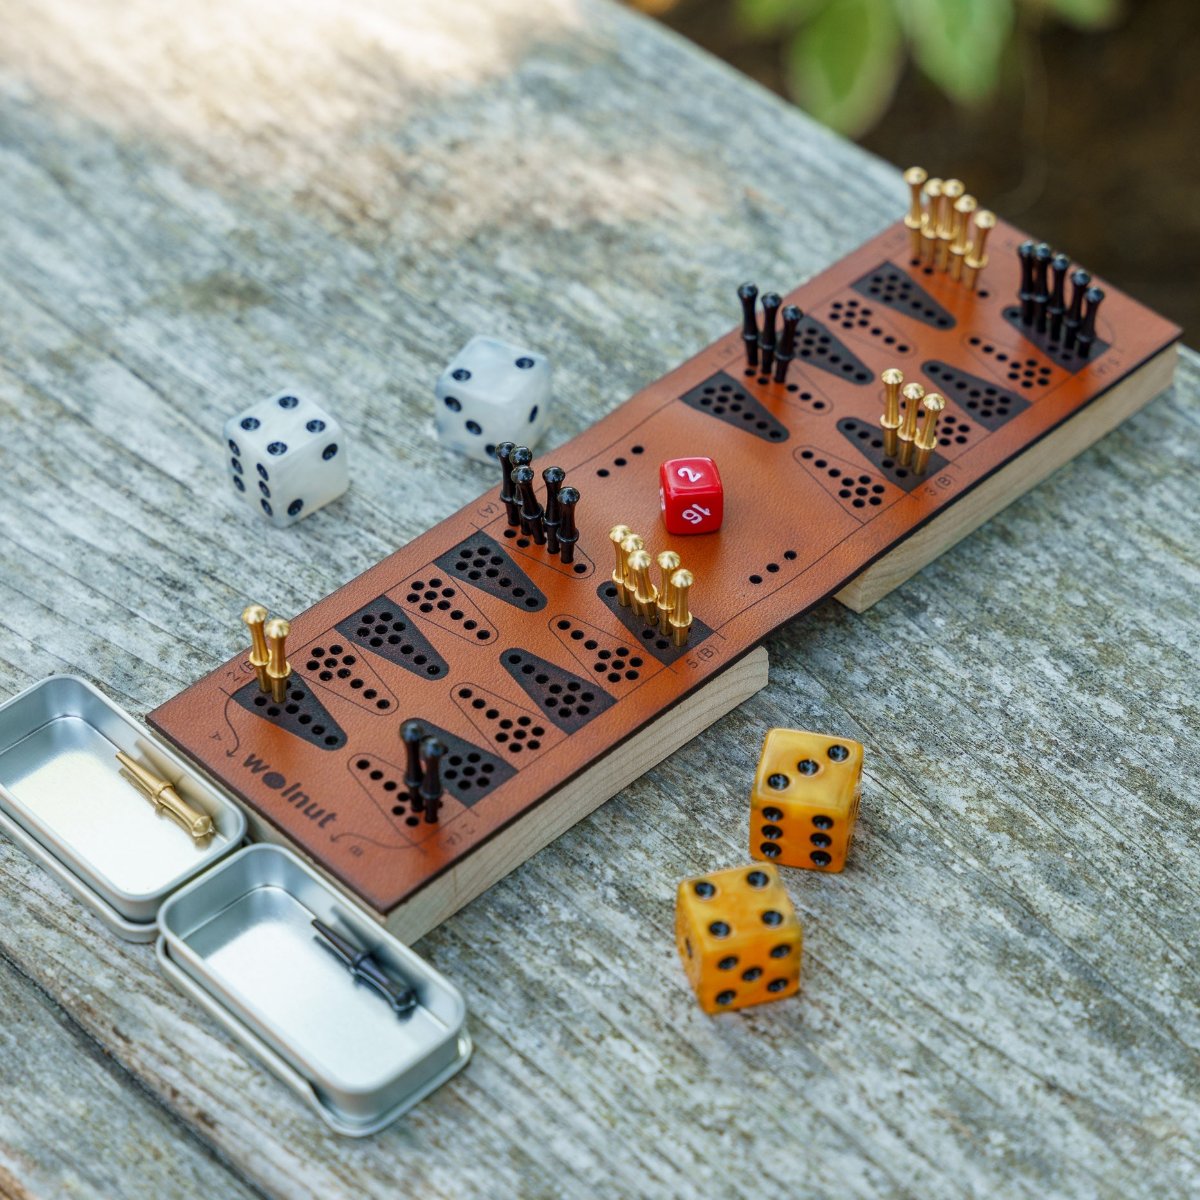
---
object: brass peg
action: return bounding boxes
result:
[656,550,681,627]
[937,180,964,270]
[627,550,657,623]
[608,524,632,606]
[912,393,946,475]
[949,194,978,282]
[620,533,644,601]
[880,368,904,458]
[669,568,693,648]
[898,382,925,467]
[242,603,270,692]
[116,751,214,840]
[963,210,996,290]
[264,617,292,703]
[903,166,928,258]
[920,178,943,265]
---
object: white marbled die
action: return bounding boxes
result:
[223,391,348,527]
[434,335,552,464]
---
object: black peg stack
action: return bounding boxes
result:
[735,283,804,385]
[494,447,583,565]
[399,721,445,823]
[1013,246,1108,362]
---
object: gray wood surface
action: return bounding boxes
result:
[0,1,1196,1198]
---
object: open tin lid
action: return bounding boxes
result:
[0,675,471,1133]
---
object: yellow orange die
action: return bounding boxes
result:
[750,728,863,872]
[675,863,802,1013]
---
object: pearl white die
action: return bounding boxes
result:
[434,335,552,464]
[223,391,348,527]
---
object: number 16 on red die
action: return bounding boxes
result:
[660,456,724,535]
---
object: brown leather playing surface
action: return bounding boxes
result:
[148,218,1181,916]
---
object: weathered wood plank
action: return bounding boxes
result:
[0,1,1197,1198]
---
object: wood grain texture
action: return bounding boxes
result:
[0,1,1196,1198]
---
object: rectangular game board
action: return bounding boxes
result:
[149,217,1181,937]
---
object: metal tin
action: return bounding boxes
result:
[157,844,471,1135]
[0,675,246,937]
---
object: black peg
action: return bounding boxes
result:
[1076,287,1105,360]
[512,466,546,544]
[773,305,802,384]
[758,292,781,376]
[401,720,424,812]
[1032,243,1052,334]
[419,738,445,824]
[495,442,520,527]
[1063,269,1091,351]
[1047,254,1070,343]
[738,283,759,368]
[556,486,580,564]
[1017,241,1036,326]
[542,466,565,555]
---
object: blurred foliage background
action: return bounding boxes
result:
[627,0,1198,334]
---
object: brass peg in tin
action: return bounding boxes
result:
[608,524,632,606]
[620,533,644,602]
[903,166,928,258]
[912,393,946,475]
[669,568,694,648]
[963,210,996,290]
[919,178,943,265]
[656,550,681,626]
[627,549,657,623]
[116,751,214,840]
[949,194,978,282]
[937,179,964,270]
[898,381,925,467]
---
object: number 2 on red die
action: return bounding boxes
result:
[660,456,724,534]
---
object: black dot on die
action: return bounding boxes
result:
[240,417,260,431]
[768,773,789,790]
[465,420,482,436]
[718,956,738,970]
[746,871,769,888]
[766,979,789,993]
[261,499,273,516]
[452,368,471,382]
[515,357,535,369]
[798,759,819,775]
[228,439,240,455]
[828,744,849,761]
[709,921,730,937]
[528,405,539,422]
[716,990,736,1006]
[761,911,783,927]
[769,944,791,959]
[323,444,339,460]
[288,499,304,516]
[277,396,299,409]
[306,419,325,433]
[267,441,287,456]
[693,881,715,898]
[444,396,462,412]
[232,475,245,492]
[742,967,762,982]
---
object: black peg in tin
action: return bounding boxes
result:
[1032,243,1053,334]
[541,466,565,555]
[738,283,759,368]
[311,919,417,1018]
[401,719,424,796]
[1047,254,1070,343]
[1076,286,1105,360]
[1017,241,1036,326]
[420,738,446,824]
[495,441,520,527]
[512,465,546,544]
[773,305,802,384]
[556,486,580,564]
[759,292,781,376]
[1063,269,1091,351]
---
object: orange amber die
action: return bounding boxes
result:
[750,728,863,872]
[675,863,802,1013]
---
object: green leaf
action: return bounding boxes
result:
[785,0,904,136]
[900,0,1014,105]
[1032,0,1121,28]
[737,0,830,36]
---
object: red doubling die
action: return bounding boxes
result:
[659,456,724,535]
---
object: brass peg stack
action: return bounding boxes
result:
[903,166,928,258]
[264,617,292,703]
[242,603,270,692]
[669,569,694,648]
[898,382,925,467]
[656,550,681,627]
[620,533,644,606]
[949,194,978,282]
[936,179,964,271]
[963,210,996,290]
[608,524,632,606]
[919,178,943,265]
[912,393,946,475]
[880,368,904,458]
[116,751,214,840]
[627,550,657,622]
